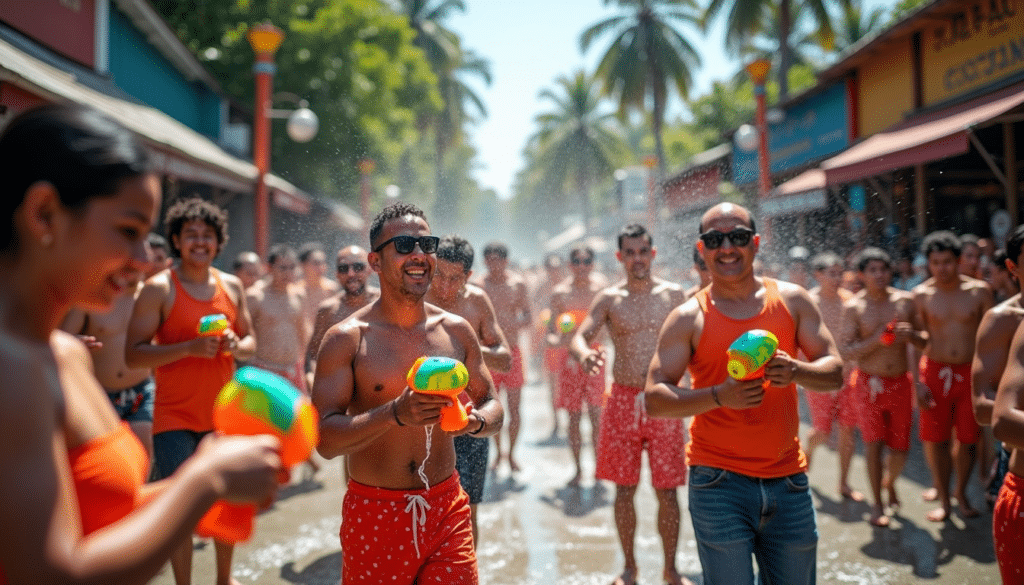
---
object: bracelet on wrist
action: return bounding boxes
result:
[391,400,405,426]
[469,413,486,435]
[711,385,722,407]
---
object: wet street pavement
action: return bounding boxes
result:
[153,373,1000,585]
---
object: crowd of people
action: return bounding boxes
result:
[3,103,1024,585]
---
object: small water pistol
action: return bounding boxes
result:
[557,312,578,334]
[195,367,319,543]
[880,319,897,346]
[726,329,780,380]
[406,356,470,432]
[198,313,230,336]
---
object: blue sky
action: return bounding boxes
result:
[447,0,897,200]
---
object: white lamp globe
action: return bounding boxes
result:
[734,124,759,152]
[286,107,319,143]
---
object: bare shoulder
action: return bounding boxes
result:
[912,278,936,297]
[0,332,60,435]
[776,279,817,312]
[141,268,173,297]
[316,293,343,313]
[430,303,473,333]
[320,305,369,354]
[653,277,685,296]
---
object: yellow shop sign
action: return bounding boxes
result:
[922,0,1024,105]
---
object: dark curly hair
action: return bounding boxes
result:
[164,197,229,258]
[369,201,427,250]
[437,235,474,273]
[921,230,962,259]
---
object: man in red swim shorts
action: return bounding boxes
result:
[912,230,993,522]
[570,224,691,585]
[310,203,504,584]
[839,248,922,527]
[548,243,607,488]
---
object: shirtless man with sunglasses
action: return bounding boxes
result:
[305,245,379,384]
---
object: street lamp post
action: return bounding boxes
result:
[746,58,772,247]
[358,158,376,225]
[247,22,285,260]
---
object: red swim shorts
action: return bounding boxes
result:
[491,344,525,391]
[556,349,605,413]
[804,379,857,435]
[340,473,477,585]
[596,383,687,489]
[918,357,980,445]
[544,346,565,374]
[852,369,913,452]
[995,472,1024,585]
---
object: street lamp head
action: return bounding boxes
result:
[745,58,772,86]
[247,22,284,56]
[286,107,319,143]
[734,124,759,152]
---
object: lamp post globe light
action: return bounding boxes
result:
[734,124,759,153]
[246,22,320,258]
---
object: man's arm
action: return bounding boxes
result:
[569,290,610,376]
[305,302,334,374]
[515,281,533,332]
[125,279,218,369]
[449,318,504,438]
[310,322,401,459]
[993,324,1024,450]
[972,309,1014,426]
[645,302,765,418]
[474,291,512,373]
[837,300,880,362]
[223,274,255,361]
[766,287,843,392]
[546,291,566,347]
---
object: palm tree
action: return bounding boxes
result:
[703,0,834,98]
[394,0,463,74]
[529,70,625,228]
[580,0,702,184]
[833,0,888,52]
[433,48,491,220]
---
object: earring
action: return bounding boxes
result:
[41,234,53,247]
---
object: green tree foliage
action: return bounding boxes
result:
[702,0,834,98]
[153,0,441,206]
[527,70,627,228]
[832,0,888,52]
[580,0,702,184]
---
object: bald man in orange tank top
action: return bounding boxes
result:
[645,203,843,585]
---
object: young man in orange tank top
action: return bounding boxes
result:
[126,197,256,585]
[645,203,843,585]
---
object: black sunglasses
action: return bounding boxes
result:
[699,228,754,250]
[373,235,440,255]
[571,257,593,265]
[337,262,366,273]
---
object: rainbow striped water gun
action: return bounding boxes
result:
[406,356,469,432]
[557,310,586,334]
[195,367,319,543]
[198,313,230,336]
[726,329,779,380]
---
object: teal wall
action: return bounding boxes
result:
[107,7,221,139]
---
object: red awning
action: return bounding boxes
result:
[821,82,1024,185]
[770,169,825,197]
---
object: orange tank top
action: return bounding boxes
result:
[687,278,806,478]
[0,424,149,584]
[153,268,238,434]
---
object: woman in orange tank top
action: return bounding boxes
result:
[0,104,283,585]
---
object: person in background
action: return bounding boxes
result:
[893,252,924,291]
[298,242,339,333]
[147,232,172,278]
[0,103,280,585]
[126,196,258,585]
[804,251,863,503]
[959,233,984,280]
[247,244,309,392]
[785,245,811,288]
[532,253,567,440]
[476,242,532,473]
[570,224,691,585]
[232,250,264,291]
[684,244,712,298]
[990,249,1020,304]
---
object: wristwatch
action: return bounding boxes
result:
[469,413,486,435]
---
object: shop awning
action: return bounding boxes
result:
[821,82,1024,185]
[770,169,826,197]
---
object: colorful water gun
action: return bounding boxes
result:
[880,319,897,346]
[195,366,319,543]
[406,356,469,432]
[557,311,583,334]
[726,329,779,380]
[538,308,552,331]
[198,313,230,337]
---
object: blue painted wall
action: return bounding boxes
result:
[733,82,850,185]
[106,7,221,139]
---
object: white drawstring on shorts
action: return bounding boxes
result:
[404,494,431,558]
[633,391,646,428]
[869,376,883,403]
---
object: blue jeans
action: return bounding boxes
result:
[688,465,818,585]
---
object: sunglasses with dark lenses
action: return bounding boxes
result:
[337,262,367,273]
[571,257,594,265]
[699,228,754,250]
[373,235,440,255]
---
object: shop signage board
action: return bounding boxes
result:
[732,82,850,185]
[922,0,1024,105]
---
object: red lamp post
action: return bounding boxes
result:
[746,58,772,247]
[247,22,285,260]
